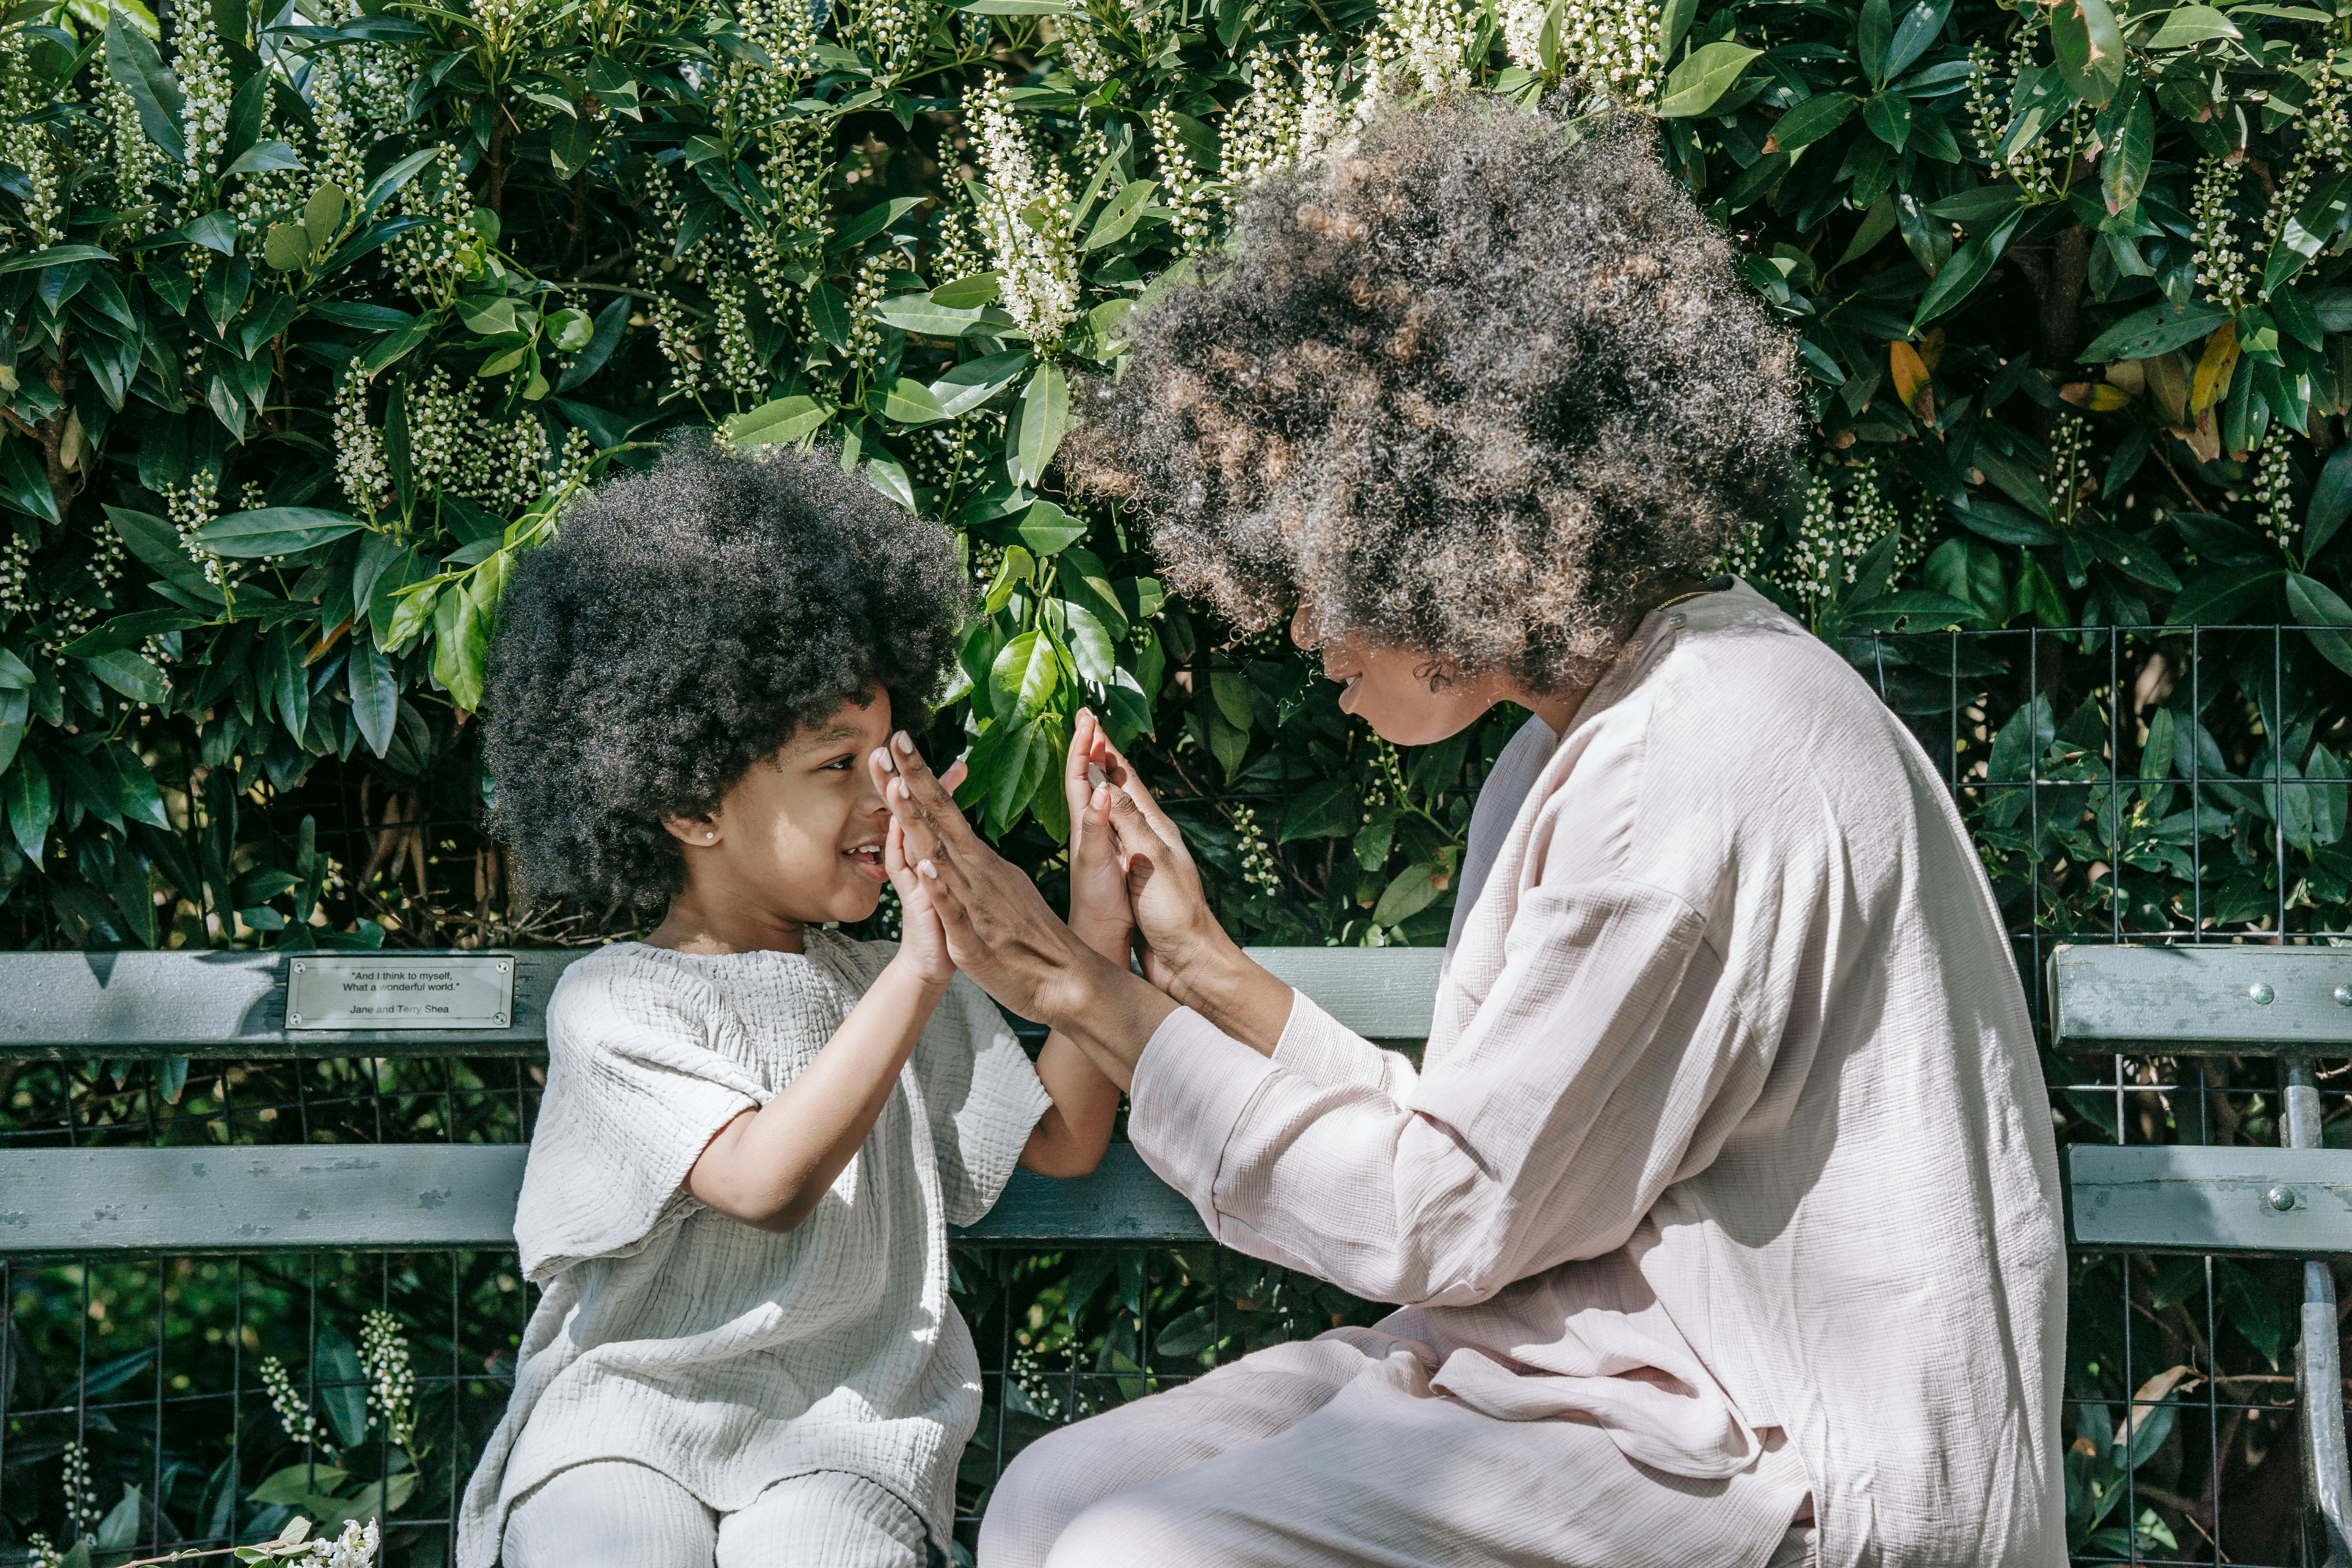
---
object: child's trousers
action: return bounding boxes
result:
[501,1459,930,1568]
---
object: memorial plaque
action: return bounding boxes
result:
[285,955,514,1031]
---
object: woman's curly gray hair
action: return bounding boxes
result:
[1062,98,1803,695]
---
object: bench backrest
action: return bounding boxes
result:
[0,946,1443,1252]
[2048,942,2352,1255]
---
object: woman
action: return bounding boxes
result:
[875,100,2065,1568]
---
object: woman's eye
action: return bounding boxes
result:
[822,756,854,771]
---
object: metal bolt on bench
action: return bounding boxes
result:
[2051,942,2352,1566]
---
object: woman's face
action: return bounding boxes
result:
[1290,605,1508,748]
[666,691,898,927]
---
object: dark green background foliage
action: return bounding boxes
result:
[3,0,2352,1554]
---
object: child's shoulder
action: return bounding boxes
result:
[548,942,729,1041]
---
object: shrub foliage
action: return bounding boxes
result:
[2,0,2352,1553]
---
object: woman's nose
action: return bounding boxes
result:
[1289,603,1318,650]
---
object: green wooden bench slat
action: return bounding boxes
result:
[0,1145,532,1253]
[0,1143,1204,1254]
[2067,1145,2352,1254]
[0,950,592,1059]
[2047,944,2352,1053]
[0,947,1443,1059]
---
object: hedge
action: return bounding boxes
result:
[2,0,2351,1552]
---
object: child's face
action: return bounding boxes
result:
[678,692,899,927]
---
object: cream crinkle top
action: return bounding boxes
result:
[456,933,1051,1565]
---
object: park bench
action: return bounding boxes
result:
[13,938,2352,1557]
[0,946,1440,1250]
[2051,942,2352,1561]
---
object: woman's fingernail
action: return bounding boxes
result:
[892,779,909,801]
[918,859,937,878]
[894,731,915,755]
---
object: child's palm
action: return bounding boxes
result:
[886,818,956,984]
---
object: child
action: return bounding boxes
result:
[456,443,1125,1568]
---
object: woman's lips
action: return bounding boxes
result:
[1336,673,1363,712]
[844,846,888,884]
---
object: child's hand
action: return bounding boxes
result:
[885,816,956,989]
[1064,708,1134,960]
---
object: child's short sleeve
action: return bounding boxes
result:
[918,973,1053,1225]
[822,935,1051,1227]
[513,952,765,1282]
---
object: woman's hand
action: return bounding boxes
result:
[1070,724,1299,1056]
[1064,709,1135,960]
[871,732,1176,1086]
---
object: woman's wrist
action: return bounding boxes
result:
[1165,938,1294,1057]
[1038,943,1175,1088]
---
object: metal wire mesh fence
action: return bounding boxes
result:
[5,622,2351,1565]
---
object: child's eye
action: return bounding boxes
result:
[821,755,855,771]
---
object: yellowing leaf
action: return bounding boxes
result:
[1889,340,1931,415]
[2190,321,2238,414]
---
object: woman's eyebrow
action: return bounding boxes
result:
[786,724,867,755]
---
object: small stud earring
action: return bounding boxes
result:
[704,831,715,840]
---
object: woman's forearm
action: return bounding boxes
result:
[1159,941,1297,1058]
[1037,947,1180,1092]
[686,956,945,1231]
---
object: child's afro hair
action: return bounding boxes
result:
[1061,98,1804,696]
[483,441,970,910]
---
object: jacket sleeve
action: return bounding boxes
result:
[1127,875,1764,1307]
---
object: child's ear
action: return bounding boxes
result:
[662,814,722,848]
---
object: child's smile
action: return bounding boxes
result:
[652,690,906,951]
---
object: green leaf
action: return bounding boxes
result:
[833,195,926,250]
[2050,0,2126,107]
[2098,87,2154,215]
[2287,573,2352,677]
[221,139,303,178]
[1062,600,1118,681]
[1855,0,1893,82]
[261,223,312,271]
[1655,0,1697,61]
[1882,0,1952,79]
[872,376,949,425]
[348,637,397,757]
[1015,499,1087,555]
[1059,544,1129,641]
[431,574,485,711]
[1924,185,2027,225]
[1863,89,1912,151]
[1654,41,1761,117]
[1923,536,2006,625]
[316,1325,369,1447]
[2306,442,2352,560]
[0,690,24,779]
[2145,4,2240,45]
[1279,778,1357,842]
[989,630,1060,720]
[1842,589,1980,630]
[1210,669,1253,731]
[1769,92,1857,152]
[192,507,366,558]
[930,350,1031,418]
[99,743,170,830]
[5,749,53,863]
[806,282,852,350]
[1911,209,2023,331]
[385,581,439,655]
[246,1465,352,1507]
[1082,179,1158,250]
[871,294,993,337]
[105,7,185,166]
[1372,862,1445,928]
[1012,363,1069,487]
[930,273,1001,308]
[724,395,831,450]
[2166,564,2281,624]
[80,650,169,705]
[2078,298,2232,363]
[0,244,115,277]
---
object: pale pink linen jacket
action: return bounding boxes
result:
[1127,582,2067,1566]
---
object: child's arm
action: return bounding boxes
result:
[1015,710,1129,1178]
[686,820,956,1232]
